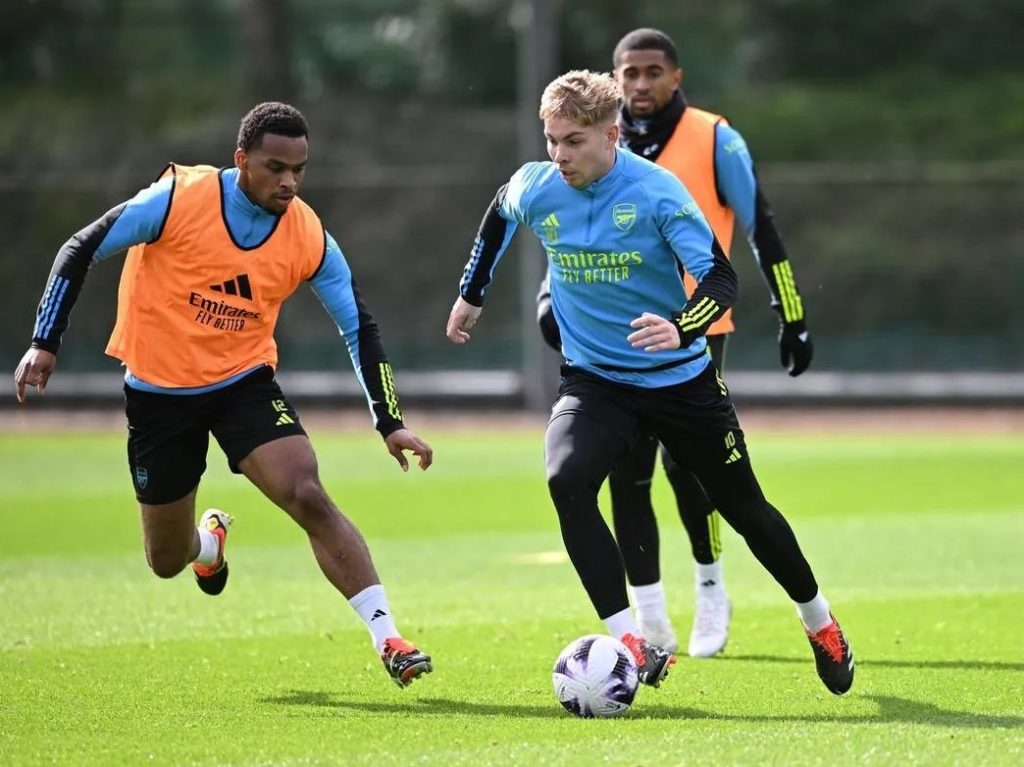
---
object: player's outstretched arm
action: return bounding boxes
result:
[309,232,412,438]
[20,178,172,403]
[714,123,813,376]
[450,176,529,345]
[13,348,56,403]
[384,428,434,472]
[746,186,813,376]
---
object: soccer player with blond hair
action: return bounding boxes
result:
[447,70,853,695]
[537,28,816,660]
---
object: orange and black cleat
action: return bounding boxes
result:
[620,632,676,688]
[805,614,855,695]
[380,637,433,688]
[192,509,232,596]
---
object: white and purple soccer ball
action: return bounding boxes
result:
[552,634,639,718]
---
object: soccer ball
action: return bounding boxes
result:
[552,634,639,718]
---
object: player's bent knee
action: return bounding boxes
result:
[283,477,334,528]
[546,464,596,509]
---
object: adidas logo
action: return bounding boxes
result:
[370,609,388,621]
[725,447,743,464]
[541,212,560,244]
[700,579,717,588]
[210,273,253,300]
[272,399,294,426]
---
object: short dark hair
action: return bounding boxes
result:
[237,102,309,152]
[612,28,679,68]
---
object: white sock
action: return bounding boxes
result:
[796,590,833,633]
[194,527,220,566]
[695,559,725,594]
[631,581,669,624]
[348,584,400,652]
[603,607,639,639]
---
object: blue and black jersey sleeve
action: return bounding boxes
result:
[715,123,805,325]
[672,237,738,348]
[458,183,519,306]
[30,178,172,353]
[310,232,405,437]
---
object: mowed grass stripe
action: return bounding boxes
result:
[3,596,1021,767]
[1,509,1020,647]
[1,429,1022,767]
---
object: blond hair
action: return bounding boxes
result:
[538,69,622,126]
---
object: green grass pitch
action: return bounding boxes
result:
[1,419,1022,766]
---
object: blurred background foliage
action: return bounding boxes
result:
[4,0,1023,158]
[1,0,1022,374]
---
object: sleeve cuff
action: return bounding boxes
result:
[30,339,60,354]
[376,419,406,439]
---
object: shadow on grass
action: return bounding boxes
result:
[721,653,1024,673]
[263,691,671,719]
[264,690,1024,728]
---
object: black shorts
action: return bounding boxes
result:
[124,366,306,504]
[551,361,745,475]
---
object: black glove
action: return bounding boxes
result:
[779,319,813,377]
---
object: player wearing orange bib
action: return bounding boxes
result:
[14,102,433,688]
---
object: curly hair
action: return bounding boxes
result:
[237,102,309,152]
[538,70,622,127]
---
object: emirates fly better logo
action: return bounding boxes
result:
[188,272,261,331]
